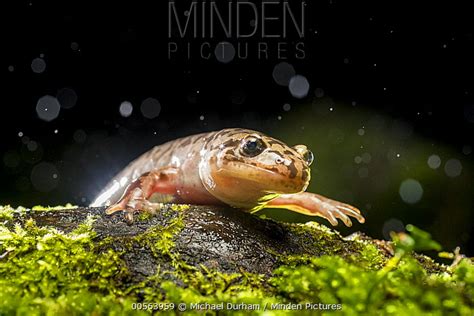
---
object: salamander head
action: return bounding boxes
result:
[199,129,314,208]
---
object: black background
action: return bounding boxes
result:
[2,1,473,252]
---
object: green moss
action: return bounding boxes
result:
[0,214,132,315]
[0,205,27,221]
[134,212,185,262]
[0,205,473,315]
[271,255,473,315]
[170,204,190,212]
[31,204,78,211]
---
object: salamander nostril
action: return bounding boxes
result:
[276,158,284,164]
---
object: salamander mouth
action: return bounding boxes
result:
[215,162,308,194]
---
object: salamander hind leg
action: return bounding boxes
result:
[105,167,180,223]
[266,192,365,227]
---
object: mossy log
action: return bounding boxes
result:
[8,205,394,278]
[1,205,472,315]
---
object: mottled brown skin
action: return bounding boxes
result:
[92,128,365,226]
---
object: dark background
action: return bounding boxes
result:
[2,1,473,254]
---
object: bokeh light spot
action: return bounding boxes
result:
[464,105,474,123]
[462,145,472,155]
[70,42,79,51]
[361,152,372,164]
[27,141,38,152]
[314,88,325,98]
[272,62,296,86]
[57,87,78,109]
[358,167,369,178]
[36,95,61,122]
[427,155,441,169]
[3,150,21,168]
[30,162,59,192]
[399,179,423,204]
[73,129,87,143]
[214,42,235,64]
[31,57,46,73]
[119,101,133,117]
[382,218,405,240]
[140,98,161,119]
[288,75,310,99]
[444,159,462,177]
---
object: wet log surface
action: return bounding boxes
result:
[11,205,381,281]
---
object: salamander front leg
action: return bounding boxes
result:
[266,192,365,227]
[105,167,179,223]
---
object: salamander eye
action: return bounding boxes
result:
[240,137,265,157]
[303,150,314,166]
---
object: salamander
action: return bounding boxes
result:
[91,128,365,226]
